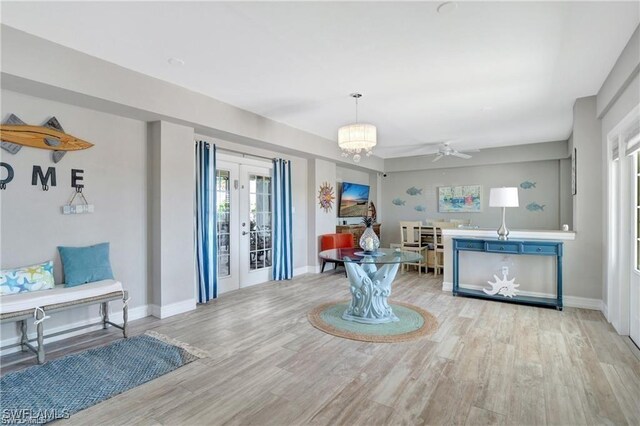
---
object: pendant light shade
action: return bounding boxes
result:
[338,123,377,151]
[338,93,377,162]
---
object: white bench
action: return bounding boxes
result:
[0,279,129,364]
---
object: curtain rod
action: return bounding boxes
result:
[196,140,290,163]
[217,147,274,162]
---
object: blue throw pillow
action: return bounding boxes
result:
[58,243,114,287]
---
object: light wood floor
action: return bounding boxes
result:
[2,271,640,425]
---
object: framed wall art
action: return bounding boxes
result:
[438,185,483,213]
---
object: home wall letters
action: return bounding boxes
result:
[0,162,86,192]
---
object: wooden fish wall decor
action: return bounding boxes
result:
[0,114,94,163]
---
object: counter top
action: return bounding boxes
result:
[441,228,576,241]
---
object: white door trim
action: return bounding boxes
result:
[605,104,640,335]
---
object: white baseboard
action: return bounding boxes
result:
[0,304,149,356]
[294,266,316,276]
[442,281,603,311]
[150,298,196,319]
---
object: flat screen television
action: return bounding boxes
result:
[339,182,370,217]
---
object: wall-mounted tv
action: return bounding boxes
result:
[339,182,370,217]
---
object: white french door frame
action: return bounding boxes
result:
[216,159,240,295]
[239,163,274,287]
[215,153,274,292]
[605,104,640,338]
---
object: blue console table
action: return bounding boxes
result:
[452,237,563,310]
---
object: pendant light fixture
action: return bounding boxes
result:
[338,93,377,163]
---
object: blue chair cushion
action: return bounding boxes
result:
[58,243,114,287]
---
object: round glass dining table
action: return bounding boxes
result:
[318,248,423,324]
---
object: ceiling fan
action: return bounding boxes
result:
[432,142,479,162]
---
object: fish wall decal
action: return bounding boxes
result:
[414,205,426,212]
[392,198,406,206]
[406,186,422,196]
[526,202,545,212]
[519,181,536,189]
[0,114,94,163]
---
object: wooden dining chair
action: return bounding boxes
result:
[431,221,456,275]
[400,221,427,275]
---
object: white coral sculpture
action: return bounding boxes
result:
[483,267,519,298]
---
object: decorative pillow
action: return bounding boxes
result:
[0,261,55,295]
[58,242,114,287]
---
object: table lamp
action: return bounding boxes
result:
[489,187,519,240]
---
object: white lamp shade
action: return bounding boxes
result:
[489,187,519,207]
[338,123,377,151]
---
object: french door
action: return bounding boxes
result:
[239,164,273,287]
[216,161,239,294]
[215,160,273,292]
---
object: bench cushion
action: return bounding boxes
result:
[0,279,123,315]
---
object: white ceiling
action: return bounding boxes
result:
[1,1,638,158]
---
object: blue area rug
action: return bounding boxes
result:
[0,332,206,424]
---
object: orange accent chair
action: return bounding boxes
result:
[320,233,355,274]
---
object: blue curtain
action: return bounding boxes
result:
[195,141,217,302]
[272,158,293,280]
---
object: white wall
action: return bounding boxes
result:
[380,160,566,247]
[0,90,148,343]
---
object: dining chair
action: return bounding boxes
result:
[400,221,427,275]
[320,233,354,276]
[431,221,456,275]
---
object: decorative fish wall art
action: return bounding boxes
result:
[392,198,406,206]
[526,202,545,212]
[0,114,94,163]
[406,186,422,196]
[519,181,536,189]
[414,205,426,212]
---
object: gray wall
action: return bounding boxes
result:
[195,134,309,271]
[148,121,195,317]
[0,25,384,172]
[567,96,604,302]
[308,159,337,269]
[381,160,567,246]
[0,90,148,341]
[384,140,568,173]
[335,166,378,226]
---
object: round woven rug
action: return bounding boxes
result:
[308,301,438,343]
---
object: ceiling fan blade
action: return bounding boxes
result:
[452,152,472,159]
[458,149,481,153]
[432,154,444,162]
